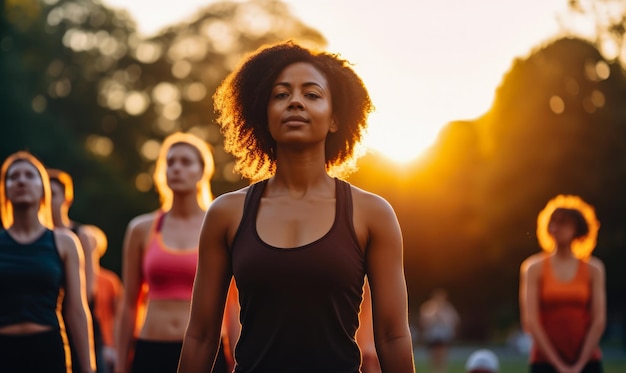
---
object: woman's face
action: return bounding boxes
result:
[165,143,204,193]
[50,180,65,213]
[5,160,44,207]
[267,62,336,145]
[547,210,577,245]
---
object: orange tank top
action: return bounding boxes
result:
[531,256,602,364]
[142,211,198,301]
[94,268,122,346]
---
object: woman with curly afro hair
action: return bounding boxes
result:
[520,195,606,373]
[178,41,415,373]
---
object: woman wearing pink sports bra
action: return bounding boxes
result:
[116,133,237,373]
[520,195,606,373]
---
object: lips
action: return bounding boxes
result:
[283,115,309,124]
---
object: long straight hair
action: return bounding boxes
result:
[153,132,215,211]
[0,151,54,229]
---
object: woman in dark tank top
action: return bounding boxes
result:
[0,151,96,373]
[178,41,415,373]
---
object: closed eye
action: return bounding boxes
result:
[305,92,321,99]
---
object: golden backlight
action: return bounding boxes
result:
[101,0,570,164]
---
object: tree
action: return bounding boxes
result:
[1,0,326,272]
[563,0,626,65]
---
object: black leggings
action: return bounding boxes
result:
[131,339,228,373]
[0,329,67,373]
[531,360,603,373]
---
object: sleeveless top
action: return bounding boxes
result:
[0,229,63,329]
[143,211,198,301]
[94,268,122,346]
[531,255,602,364]
[232,178,366,373]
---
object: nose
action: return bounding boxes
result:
[288,94,304,110]
[168,161,182,173]
[15,174,27,185]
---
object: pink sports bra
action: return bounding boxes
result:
[142,211,198,301]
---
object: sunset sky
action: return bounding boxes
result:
[102,0,573,163]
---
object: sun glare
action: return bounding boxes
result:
[100,0,569,165]
[363,110,440,164]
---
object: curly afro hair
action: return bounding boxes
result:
[213,40,374,180]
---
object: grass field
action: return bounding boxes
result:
[413,360,626,373]
[412,345,626,373]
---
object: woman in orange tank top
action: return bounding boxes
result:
[519,195,606,373]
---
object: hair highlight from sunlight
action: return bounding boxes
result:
[153,132,215,211]
[48,168,74,227]
[1,151,54,230]
[536,194,600,260]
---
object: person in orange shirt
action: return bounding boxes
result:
[86,225,123,373]
[520,195,606,373]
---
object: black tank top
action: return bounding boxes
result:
[232,178,365,373]
[0,229,63,329]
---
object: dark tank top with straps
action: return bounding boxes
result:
[0,229,63,329]
[232,178,365,373]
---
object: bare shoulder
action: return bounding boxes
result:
[203,187,250,245]
[349,183,396,216]
[78,223,104,237]
[587,256,606,276]
[52,227,80,258]
[207,187,249,217]
[126,211,158,236]
[521,252,545,273]
[53,227,78,245]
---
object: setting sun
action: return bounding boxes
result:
[362,110,441,164]
[102,0,569,164]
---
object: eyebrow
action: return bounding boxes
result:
[273,82,325,89]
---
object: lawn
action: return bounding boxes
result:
[414,360,626,373]
[412,345,626,373]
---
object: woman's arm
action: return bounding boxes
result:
[178,193,241,373]
[355,190,414,373]
[573,257,606,371]
[115,215,151,373]
[56,229,96,373]
[519,256,570,372]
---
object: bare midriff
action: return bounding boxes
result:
[139,299,191,341]
[0,322,53,335]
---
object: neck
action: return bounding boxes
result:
[52,210,71,228]
[168,192,204,217]
[9,207,45,234]
[273,148,331,190]
[553,243,575,259]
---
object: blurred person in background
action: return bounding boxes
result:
[88,224,124,373]
[0,151,95,372]
[49,168,106,372]
[419,288,460,373]
[116,132,236,373]
[520,195,605,373]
